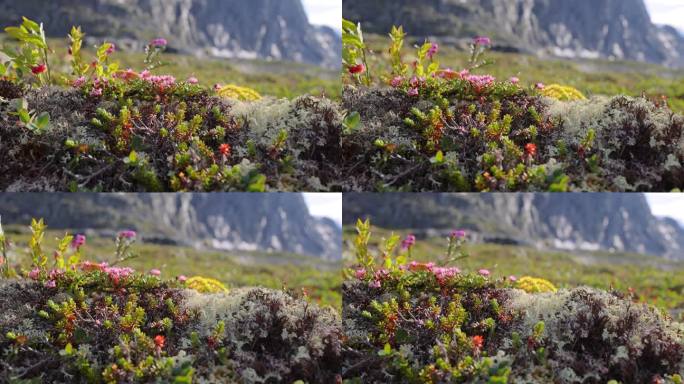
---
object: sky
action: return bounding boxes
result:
[644,0,684,31]
[304,193,342,226]
[302,0,341,31]
[646,194,684,225]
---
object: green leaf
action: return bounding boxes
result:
[343,111,361,133]
[18,109,30,124]
[0,62,5,76]
[430,150,445,165]
[34,112,50,129]
[247,174,267,192]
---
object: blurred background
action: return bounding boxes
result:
[0,193,342,307]
[0,0,342,98]
[343,193,684,318]
[343,0,684,112]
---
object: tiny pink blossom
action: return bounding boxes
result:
[45,280,56,288]
[90,87,103,97]
[509,77,520,84]
[149,269,161,276]
[213,83,222,91]
[478,269,491,277]
[355,268,366,279]
[177,275,187,283]
[150,38,168,47]
[450,230,466,239]
[105,43,115,55]
[508,275,517,282]
[95,319,102,326]
[401,234,416,250]
[369,280,381,288]
[427,43,439,60]
[71,234,86,249]
[390,76,403,88]
[72,76,87,88]
[118,230,137,239]
[29,268,41,280]
[535,82,545,90]
[407,87,419,97]
[473,36,492,46]
[186,76,199,84]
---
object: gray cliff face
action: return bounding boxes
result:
[342,193,684,260]
[0,194,342,260]
[343,0,684,67]
[0,0,341,68]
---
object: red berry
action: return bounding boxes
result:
[31,64,47,75]
[219,143,231,156]
[525,143,537,157]
[348,63,365,75]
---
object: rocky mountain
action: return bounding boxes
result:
[343,0,684,68]
[343,193,684,260]
[0,193,342,260]
[0,0,341,68]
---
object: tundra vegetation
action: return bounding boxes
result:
[0,18,341,192]
[342,220,684,383]
[341,21,684,192]
[0,219,342,383]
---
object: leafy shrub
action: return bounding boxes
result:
[342,220,684,383]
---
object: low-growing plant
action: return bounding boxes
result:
[340,22,684,192]
[343,219,684,383]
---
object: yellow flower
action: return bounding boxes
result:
[541,84,586,101]
[185,276,228,293]
[216,84,262,101]
[516,276,557,293]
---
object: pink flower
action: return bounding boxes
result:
[103,266,134,285]
[186,76,199,84]
[450,230,466,239]
[140,70,152,80]
[473,36,492,46]
[45,280,56,288]
[466,74,496,90]
[71,234,86,249]
[355,268,366,279]
[151,38,168,47]
[509,77,520,84]
[458,69,470,79]
[535,82,545,90]
[72,76,87,88]
[401,234,416,250]
[105,43,115,55]
[390,76,403,88]
[214,83,222,91]
[478,269,491,277]
[177,275,187,283]
[427,43,439,60]
[508,275,517,282]
[28,268,41,280]
[118,230,137,239]
[407,87,419,97]
[369,280,381,288]
[90,87,103,97]
[149,269,161,276]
